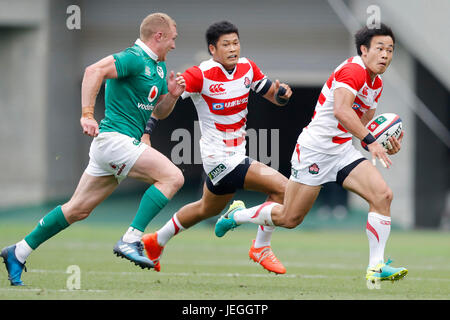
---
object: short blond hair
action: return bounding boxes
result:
[140,13,176,41]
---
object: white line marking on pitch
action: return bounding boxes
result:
[25,269,450,282]
[0,287,106,293]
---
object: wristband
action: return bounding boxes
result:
[81,106,95,119]
[144,117,159,135]
[362,133,376,145]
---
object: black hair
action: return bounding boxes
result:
[206,21,239,55]
[354,23,395,55]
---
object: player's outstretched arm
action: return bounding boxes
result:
[334,87,392,168]
[152,71,185,119]
[80,55,119,137]
[263,79,292,106]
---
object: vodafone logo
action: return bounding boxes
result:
[209,83,226,94]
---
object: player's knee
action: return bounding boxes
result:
[164,168,184,196]
[171,169,185,191]
[375,186,393,206]
[384,187,394,205]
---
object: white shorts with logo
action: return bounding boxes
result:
[202,152,247,186]
[85,132,148,183]
[289,143,365,186]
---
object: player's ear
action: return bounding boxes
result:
[155,31,163,42]
[208,44,216,56]
[360,44,369,57]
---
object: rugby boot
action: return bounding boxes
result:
[249,240,286,274]
[215,200,245,237]
[366,258,408,283]
[1,245,27,286]
[113,237,154,270]
[142,233,163,272]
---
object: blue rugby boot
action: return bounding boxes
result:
[366,258,408,283]
[113,238,154,270]
[1,245,27,286]
[215,200,245,237]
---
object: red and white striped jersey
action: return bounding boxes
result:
[181,57,267,160]
[298,55,383,154]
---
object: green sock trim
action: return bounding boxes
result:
[24,205,70,250]
[130,185,169,232]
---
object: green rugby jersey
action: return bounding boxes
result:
[99,39,168,140]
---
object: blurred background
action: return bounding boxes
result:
[0,0,448,231]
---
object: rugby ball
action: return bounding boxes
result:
[361,113,402,151]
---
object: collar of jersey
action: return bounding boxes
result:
[135,38,159,62]
[210,58,237,80]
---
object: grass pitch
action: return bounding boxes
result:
[1,222,449,300]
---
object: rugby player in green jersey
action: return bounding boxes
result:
[1,13,185,285]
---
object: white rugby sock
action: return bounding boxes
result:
[233,202,276,227]
[123,227,143,243]
[156,213,185,246]
[366,212,391,267]
[15,239,33,264]
[254,225,274,248]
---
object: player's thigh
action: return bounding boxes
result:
[63,172,118,222]
[128,146,183,185]
[278,180,321,226]
[243,160,287,201]
[341,159,390,204]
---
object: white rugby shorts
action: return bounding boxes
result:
[289,142,365,186]
[85,132,148,183]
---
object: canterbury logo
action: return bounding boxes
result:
[209,83,225,93]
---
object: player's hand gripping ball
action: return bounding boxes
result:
[361,113,402,151]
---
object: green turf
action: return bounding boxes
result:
[1,223,449,300]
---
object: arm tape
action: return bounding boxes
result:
[144,116,159,135]
[255,78,272,96]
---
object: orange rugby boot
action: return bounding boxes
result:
[249,240,286,274]
[142,233,164,272]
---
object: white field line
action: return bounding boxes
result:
[25,268,450,282]
[0,287,106,293]
[164,259,450,271]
